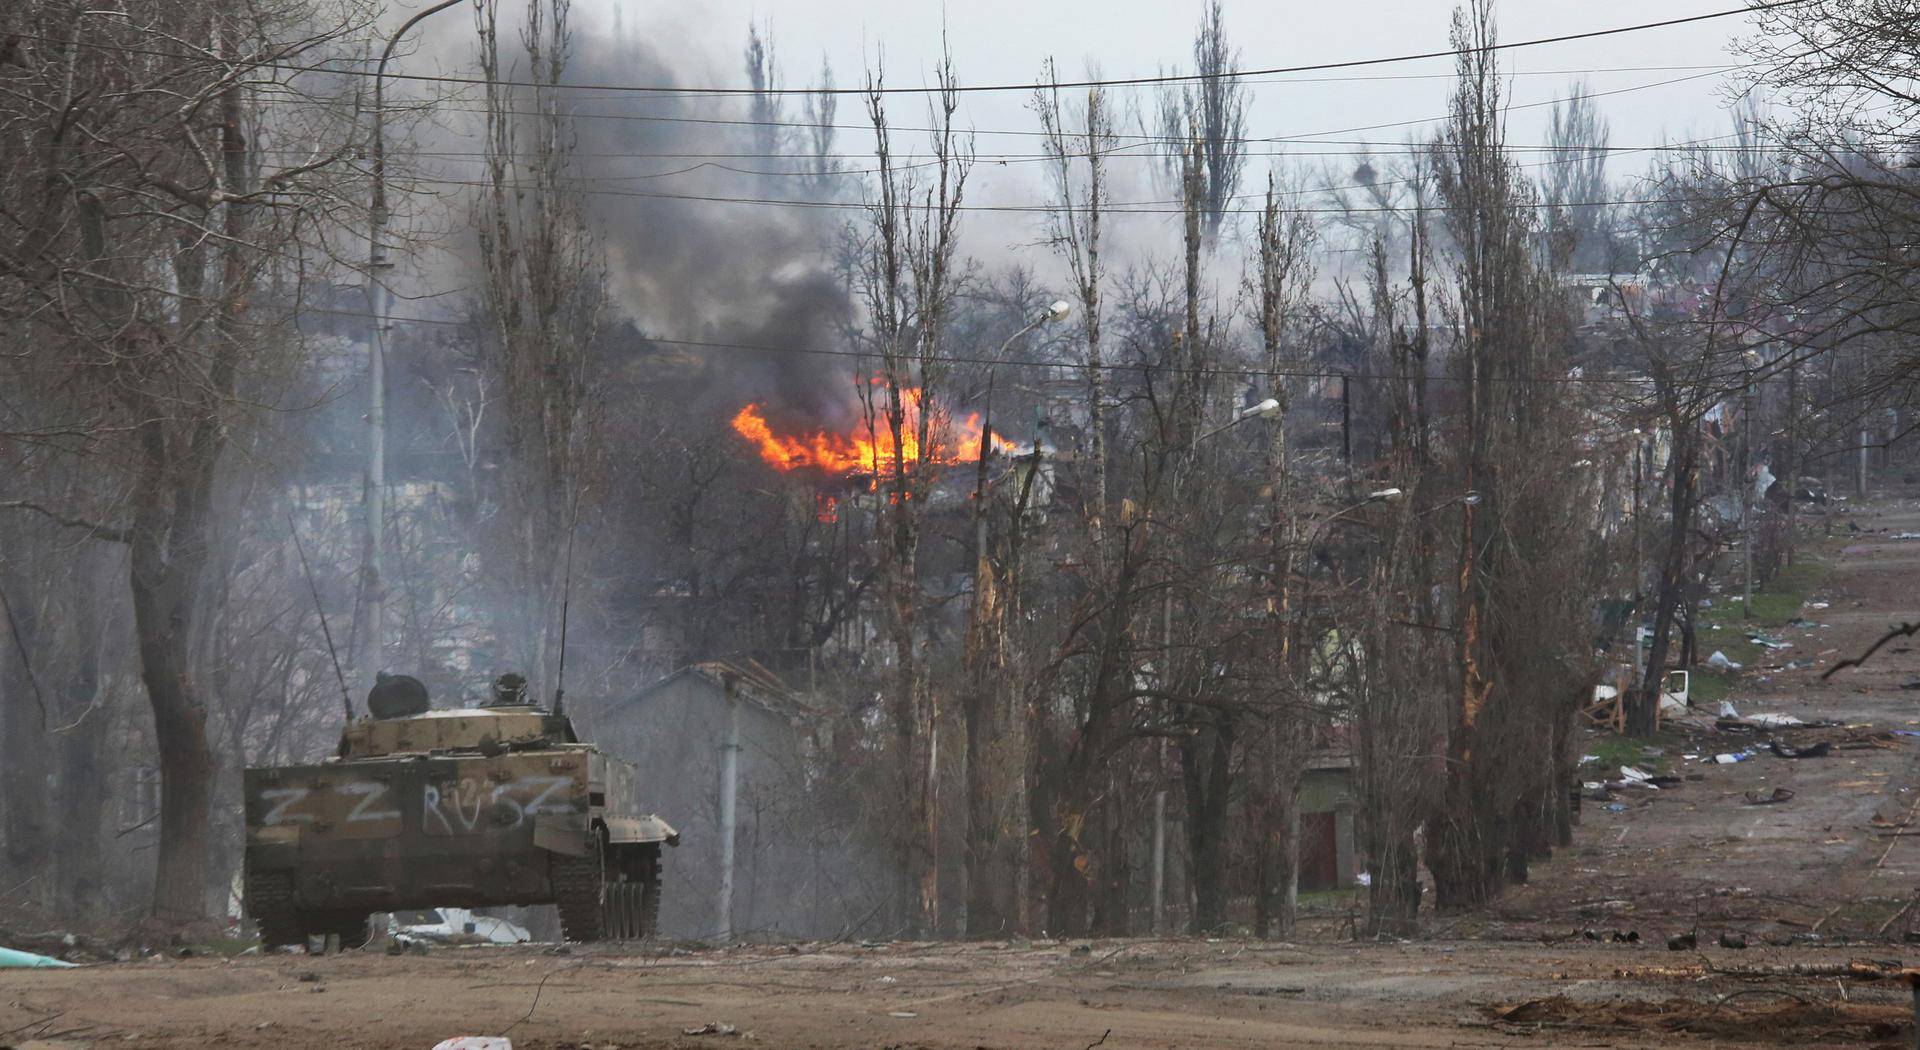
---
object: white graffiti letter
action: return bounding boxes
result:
[260,787,314,825]
[422,784,454,835]
[340,781,401,823]
[518,776,575,818]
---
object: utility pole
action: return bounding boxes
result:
[1859,429,1871,499]
[364,0,463,684]
[717,689,741,940]
[1741,369,1754,620]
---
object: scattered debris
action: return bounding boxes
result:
[1769,740,1832,759]
[1706,651,1743,671]
[0,946,79,968]
[432,1040,513,1050]
[1745,787,1796,805]
[887,1011,918,1018]
[1480,994,1906,1042]
[1748,633,1792,650]
[1666,931,1697,951]
[682,1023,738,1037]
[1717,931,1749,949]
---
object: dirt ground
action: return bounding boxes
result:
[11,495,1920,1050]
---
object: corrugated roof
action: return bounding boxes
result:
[633,659,818,723]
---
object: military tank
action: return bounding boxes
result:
[243,673,677,947]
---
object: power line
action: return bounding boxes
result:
[6,1,1802,98]
[286,302,1643,385]
[335,172,1723,216]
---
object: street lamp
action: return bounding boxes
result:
[363,0,464,685]
[1196,397,1282,442]
[995,299,1072,361]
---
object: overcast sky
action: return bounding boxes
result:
[398,1,1767,309]
[588,0,1757,177]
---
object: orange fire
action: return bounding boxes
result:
[730,388,1016,475]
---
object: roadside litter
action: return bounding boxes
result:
[431,1040,512,1050]
[1666,931,1696,951]
[1748,633,1791,650]
[683,1023,739,1037]
[0,945,78,968]
[1744,787,1796,805]
[1769,740,1832,759]
[1706,651,1742,671]
[1711,751,1755,764]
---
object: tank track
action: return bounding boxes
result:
[552,832,607,942]
[639,872,661,938]
[246,869,306,949]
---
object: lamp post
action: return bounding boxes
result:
[1145,391,1285,933]
[972,298,1068,938]
[363,0,464,687]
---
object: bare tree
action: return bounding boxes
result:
[1155,1,1248,241]
[859,40,973,934]
[471,0,606,690]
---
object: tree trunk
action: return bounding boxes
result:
[131,522,218,930]
[1181,710,1235,934]
[1632,421,1696,736]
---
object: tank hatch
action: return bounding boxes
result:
[338,706,579,759]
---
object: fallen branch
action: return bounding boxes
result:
[1824,621,1920,679]
[1616,961,1919,981]
[1876,897,1916,938]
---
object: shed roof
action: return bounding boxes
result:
[632,660,817,723]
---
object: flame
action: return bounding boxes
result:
[730,388,1016,475]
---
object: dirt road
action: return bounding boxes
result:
[3,937,1916,1050]
[11,498,1920,1050]
[1481,493,1920,944]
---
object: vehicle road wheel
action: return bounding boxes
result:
[552,832,607,942]
[638,875,661,939]
[246,869,305,949]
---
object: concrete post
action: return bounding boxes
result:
[716,693,740,941]
[1151,789,1166,934]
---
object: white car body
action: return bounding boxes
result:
[390,908,531,945]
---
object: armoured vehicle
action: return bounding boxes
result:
[243,673,677,946]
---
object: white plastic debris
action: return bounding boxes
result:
[432,1039,512,1050]
[1718,701,1740,719]
[1809,601,1830,610]
[1747,713,1806,727]
[1706,651,1742,671]
[1620,766,1652,781]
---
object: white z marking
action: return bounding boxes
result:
[259,787,314,825]
[340,781,401,823]
[518,776,575,818]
